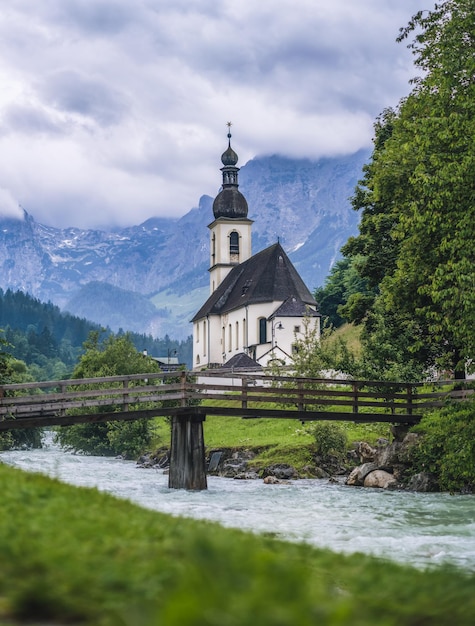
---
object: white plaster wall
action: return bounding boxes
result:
[193,303,320,370]
[208,219,252,293]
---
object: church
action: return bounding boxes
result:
[191,128,320,370]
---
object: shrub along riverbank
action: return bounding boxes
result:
[0,462,474,626]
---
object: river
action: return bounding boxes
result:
[1,434,474,572]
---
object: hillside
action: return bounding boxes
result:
[0,289,192,376]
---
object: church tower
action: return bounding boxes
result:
[208,124,253,293]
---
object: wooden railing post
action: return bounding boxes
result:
[60,383,67,416]
[122,379,129,411]
[180,371,187,407]
[407,384,413,416]
[297,379,304,412]
[352,382,359,415]
[242,377,248,410]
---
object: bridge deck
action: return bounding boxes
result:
[0,371,470,431]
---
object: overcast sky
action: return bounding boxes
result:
[0,0,424,229]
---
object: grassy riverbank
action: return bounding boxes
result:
[152,414,390,472]
[0,463,474,625]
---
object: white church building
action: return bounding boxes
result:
[191,129,320,370]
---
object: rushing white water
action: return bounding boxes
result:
[1,434,475,572]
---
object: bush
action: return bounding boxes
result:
[54,332,160,458]
[309,421,347,461]
[411,399,475,493]
[107,418,152,459]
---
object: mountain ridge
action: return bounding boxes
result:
[0,150,369,339]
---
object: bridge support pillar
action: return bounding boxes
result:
[169,411,207,490]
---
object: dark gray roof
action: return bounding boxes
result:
[192,242,318,322]
[212,186,248,219]
[271,296,321,318]
[221,352,262,370]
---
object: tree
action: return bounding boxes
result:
[314,257,372,328]
[343,1,475,379]
[0,331,41,450]
[55,332,161,458]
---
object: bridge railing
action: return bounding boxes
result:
[0,371,186,422]
[0,371,473,429]
[186,372,473,420]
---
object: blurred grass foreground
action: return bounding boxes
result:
[0,463,474,626]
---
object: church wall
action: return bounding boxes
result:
[192,316,223,369]
[192,303,320,370]
[209,219,252,293]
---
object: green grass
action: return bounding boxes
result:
[326,322,363,357]
[0,463,474,625]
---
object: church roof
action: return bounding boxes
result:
[212,186,248,220]
[271,296,321,318]
[192,242,318,321]
[212,127,249,220]
[220,352,263,370]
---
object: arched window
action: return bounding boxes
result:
[229,231,239,256]
[259,317,267,344]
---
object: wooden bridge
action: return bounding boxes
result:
[0,371,471,490]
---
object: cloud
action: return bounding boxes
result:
[40,70,129,126]
[0,187,23,220]
[0,0,424,228]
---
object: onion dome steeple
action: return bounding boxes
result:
[212,123,249,219]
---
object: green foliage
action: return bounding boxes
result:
[0,331,42,450]
[288,316,359,380]
[107,419,153,459]
[2,464,475,625]
[340,2,475,379]
[0,288,100,379]
[55,332,161,458]
[308,421,348,462]
[354,296,429,383]
[411,399,475,493]
[290,315,327,378]
[248,443,316,474]
[0,288,193,379]
[314,257,373,328]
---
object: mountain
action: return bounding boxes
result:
[0,150,369,339]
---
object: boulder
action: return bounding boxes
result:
[363,470,398,489]
[346,462,379,486]
[374,441,400,469]
[206,448,260,477]
[406,472,439,492]
[314,466,330,479]
[357,441,377,463]
[261,464,297,480]
[263,476,285,485]
[234,471,259,480]
[221,463,247,478]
